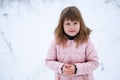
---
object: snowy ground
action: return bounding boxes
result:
[0,0,120,80]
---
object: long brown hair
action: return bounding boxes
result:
[54,6,91,48]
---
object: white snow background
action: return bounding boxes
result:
[0,0,120,80]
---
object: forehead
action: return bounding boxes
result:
[64,18,79,22]
[64,17,79,21]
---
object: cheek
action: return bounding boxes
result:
[63,26,68,32]
[77,26,80,32]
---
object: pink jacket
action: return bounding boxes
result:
[45,39,99,80]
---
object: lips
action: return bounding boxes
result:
[69,30,76,32]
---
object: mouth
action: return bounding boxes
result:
[69,30,76,32]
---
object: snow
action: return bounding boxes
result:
[0,0,120,80]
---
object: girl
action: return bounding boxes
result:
[45,6,99,80]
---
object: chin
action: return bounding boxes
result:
[69,34,76,36]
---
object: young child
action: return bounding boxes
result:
[45,6,99,80]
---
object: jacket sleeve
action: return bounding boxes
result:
[45,40,64,74]
[74,39,99,75]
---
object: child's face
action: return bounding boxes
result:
[63,19,80,37]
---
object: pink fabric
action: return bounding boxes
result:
[45,39,99,80]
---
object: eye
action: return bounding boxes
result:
[66,23,70,25]
[74,22,77,25]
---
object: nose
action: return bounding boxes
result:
[70,24,75,29]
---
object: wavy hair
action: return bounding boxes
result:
[54,6,91,48]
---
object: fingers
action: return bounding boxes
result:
[62,64,75,75]
[63,69,74,75]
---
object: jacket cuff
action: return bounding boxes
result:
[74,64,77,74]
[58,63,64,74]
[61,64,64,73]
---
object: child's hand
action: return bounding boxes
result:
[62,64,75,76]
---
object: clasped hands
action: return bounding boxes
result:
[62,64,76,76]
